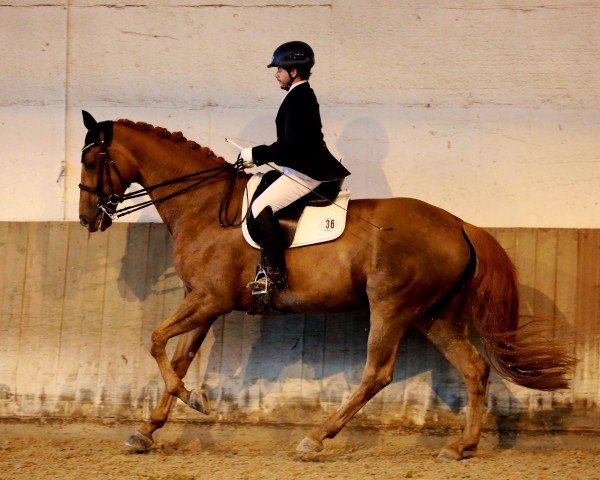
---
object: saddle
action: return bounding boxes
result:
[243,171,350,249]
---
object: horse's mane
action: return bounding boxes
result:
[116,119,226,164]
[116,118,245,224]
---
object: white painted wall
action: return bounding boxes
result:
[1,1,599,227]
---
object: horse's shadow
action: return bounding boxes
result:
[237,311,466,450]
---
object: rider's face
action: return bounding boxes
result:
[275,67,296,90]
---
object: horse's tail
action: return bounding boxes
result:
[462,223,576,391]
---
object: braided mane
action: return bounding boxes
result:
[116,119,225,164]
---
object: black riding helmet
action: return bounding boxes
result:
[267,41,315,70]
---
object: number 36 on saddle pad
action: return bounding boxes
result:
[242,172,351,249]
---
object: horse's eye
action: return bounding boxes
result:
[83,161,96,172]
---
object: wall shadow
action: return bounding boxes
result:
[117,223,181,302]
[335,117,392,199]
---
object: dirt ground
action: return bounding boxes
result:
[1,421,599,480]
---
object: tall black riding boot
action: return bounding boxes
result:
[247,206,288,294]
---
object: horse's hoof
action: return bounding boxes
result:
[189,389,211,415]
[124,431,153,452]
[296,436,323,453]
[437,446,463,461]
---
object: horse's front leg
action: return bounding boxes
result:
[150,291,226,412]
[124,322,214,451]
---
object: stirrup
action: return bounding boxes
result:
[247,266,268,295]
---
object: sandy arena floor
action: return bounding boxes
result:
[1,421,599,480]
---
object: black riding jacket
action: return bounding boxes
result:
[251,82,350,182]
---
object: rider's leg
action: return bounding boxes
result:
[251,205,287,289]
[250,168,321,218]
[249,169,320,293]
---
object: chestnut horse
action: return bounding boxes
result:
[78,111,574,460]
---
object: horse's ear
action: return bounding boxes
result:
[82,110,98,130]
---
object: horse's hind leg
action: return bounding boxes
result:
[418,313,490,460]
[124,325,210,451]
[297,301,411,453]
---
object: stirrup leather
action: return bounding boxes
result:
[247,266,269,295]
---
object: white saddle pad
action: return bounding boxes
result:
[242,173,350,249]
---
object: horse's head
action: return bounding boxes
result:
[78,110,137,232]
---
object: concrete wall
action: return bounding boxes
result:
[1,1,599,227]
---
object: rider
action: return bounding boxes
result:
[241,40,350,295]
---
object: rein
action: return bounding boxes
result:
[79,129,247,225]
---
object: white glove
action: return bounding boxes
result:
[240,147,255,168]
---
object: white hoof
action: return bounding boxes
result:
[296,436,323,453]
[437,447,462,461]
[188,389,211,415]
[124,431,153,452]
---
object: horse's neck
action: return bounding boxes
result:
[123,129,230,232]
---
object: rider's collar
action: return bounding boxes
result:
[288,80,308,92]
[282,80,308,100]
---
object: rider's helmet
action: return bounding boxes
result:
[267,41,315,71]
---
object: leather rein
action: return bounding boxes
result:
[78,123,247,226]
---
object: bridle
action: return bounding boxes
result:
[78,123,247,225]
[79,127,127,218]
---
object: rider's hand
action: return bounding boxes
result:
[240,147,255,168]
[240,147,253,162]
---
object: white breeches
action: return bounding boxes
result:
[251,167,321,217]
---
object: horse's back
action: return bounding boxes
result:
[347,196,465,236]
